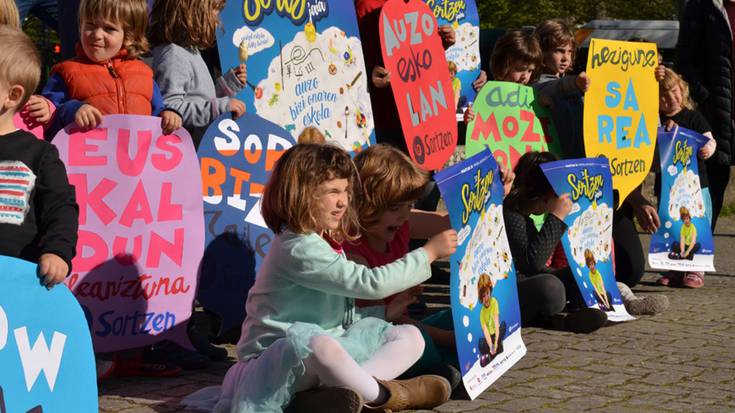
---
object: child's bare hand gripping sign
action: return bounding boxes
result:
[423,229,458,261]
[38,253,69,288]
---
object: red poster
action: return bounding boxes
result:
[380,0,457,170]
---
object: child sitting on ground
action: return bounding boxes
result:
[184,144,458,413]
[36,0,181,139]
[0,26,78,288]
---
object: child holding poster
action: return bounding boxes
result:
[36,0,182,139]
[150,0,247,146]
[0,26,78,288]
[533,20,590,99]
[199,144,456,412]
[656,67,715,288]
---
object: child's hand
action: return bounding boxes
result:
[385,286,422,322]
[548,193,572,220]
[38,253,68,288]
[498,162,515,197]
[24,95,53,124]
[234,63,247,85]
[463,104,475,124]
[575,72,590,93]
[229,98,246,119]
[75,104,103,129]
[633,203,660,234]
[663,119,677,131]
[160,110,182,135]
[699,135,716,159]
[372,66,391,88]
[472,70,487,92]
[423,229,458,261]
[438,24,456,49]
[655,64,666,81]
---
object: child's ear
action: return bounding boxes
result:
[4,85,25,110]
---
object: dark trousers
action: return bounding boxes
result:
[706,162,731,231]
[478,321,507,357]
[613,204,645,287]
[517,269,585,326]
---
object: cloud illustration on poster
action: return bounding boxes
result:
[232,26,275,57]
[566,202,613,267]
[445,23,480,72]
[668,169,705,219]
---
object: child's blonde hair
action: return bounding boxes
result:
[0,0,20,28]
[0,25,40,109]
[660,67,695,110]
[490,30,541,81]
[534,19,576,74]
[477,273,493,300]
[448,61,458,75]
[353,144,429,228]
[262,143,360,242]
[297,126,326,144]
[78,0,149,58]
[149,0,225,49]
[680,206,691,219]
[584,249,595,266]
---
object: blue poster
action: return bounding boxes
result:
[435,149,526,400]
[0,256,97,413]
[216,1,374,153]
[649,127,715,272]
[540,158,634,322]
[197,113,296,333]
[421,0,481,118]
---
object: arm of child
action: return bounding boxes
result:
[408,209,451,239]
[504,209,566,275]
[492,310,501,354]
[699,131,716,159]
[215,64,246,98]
[685,227,697,256]
[151,81,183,135]
[42,73,86,135]
[627,185,660,233]
[23,95,55,127]
[287,230,456,300]
[154,46,230,127]
[35,143,79,280]
[472,70,487,92]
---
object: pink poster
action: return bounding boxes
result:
[13,113,43,139]
[52,115,204,352]
[380,0,458,170]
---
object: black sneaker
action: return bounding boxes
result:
[427,363,462,392]
[564,308,608,333]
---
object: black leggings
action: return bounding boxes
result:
[613,204,645,287]
[517,269,585,326]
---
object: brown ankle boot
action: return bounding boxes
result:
[363,374,451,412]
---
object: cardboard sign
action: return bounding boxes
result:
[435,149,526,399]
[540,158,634,322]
[52,115,204,352]
[583,39,658,205]
[465,81,558,170]
[420,0,481,118]
[197,113,295,333]
[216,0,374,153]
[0,256,97,413]
[380,0,458,170]
[649,127,715,272]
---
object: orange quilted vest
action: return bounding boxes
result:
[51,49,153,115]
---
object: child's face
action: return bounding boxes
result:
[81,18,125,63]
[683,214,691,224]
[543,43,573,76]
[660,84,683,115]
[501,63,535,85]
[365,201,413,245]
[314,177,349,233]
[586,259,596,271]
[481,290,491,307]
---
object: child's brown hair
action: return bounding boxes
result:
[504,151,558,214]
[477,273,493,301]
[660,67,695,110]
[584,249,595,266]
[534,20,576,74]
[679,206,691,220]
[353,144,429,228]
[149,0,225,49]
[0,0,20,29]
[297,126,326,144]
[262,143,360,242]
[490,30,541,81]
[78,0,149,58]
[0,25,40,109]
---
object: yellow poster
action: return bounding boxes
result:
[583,39,658,205]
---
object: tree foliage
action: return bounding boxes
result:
[477,0,679,29]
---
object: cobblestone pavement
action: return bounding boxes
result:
[100,218,735,413]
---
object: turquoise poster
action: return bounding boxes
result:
[540,158,634,322]
[649,127,715,272]
[216,1,375,153]
[435,149,526,399]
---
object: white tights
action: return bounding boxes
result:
[292,324,425,403]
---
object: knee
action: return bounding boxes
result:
[392,324,425,358]
[541,276,566,316]
[308,335,347,365]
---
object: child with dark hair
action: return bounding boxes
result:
[490,30,541,85]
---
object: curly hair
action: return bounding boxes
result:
[78,0,150,58]
[261,143,361,242]
[149,0,225,49]
[660,67,696,110]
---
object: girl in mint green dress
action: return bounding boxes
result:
[185,144,457,413]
